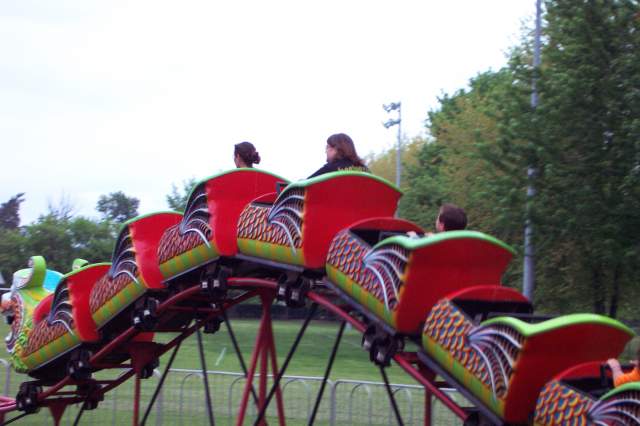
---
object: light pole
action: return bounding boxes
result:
[523,0,542,300]
[383,102,402,187]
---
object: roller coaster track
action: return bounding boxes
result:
[0,277,470,426]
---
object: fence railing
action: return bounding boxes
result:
[0,359,466,425]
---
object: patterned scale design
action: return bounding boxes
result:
[327,231,407,310]
[23,321,68,356]
[22,281,75,356]
[424,300,524,399]
[467,322,523,399]
[237,188,305,249]
[158,184,211,263]
[587,388,640,425]
[89,273,132,313]
[534,380,592,426]
[6,294,23,352]
[47,281,74,334]
[90,228,137,313]
[424,301,492,389]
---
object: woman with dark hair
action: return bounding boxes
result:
[234,142,261,168]
[308,133,369,178]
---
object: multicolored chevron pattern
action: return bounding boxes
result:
[90,226,145,326]
[326,230,408,311]
[534,380,593,425]
[237,188,305,265]
[422,299,524,415]
[587,385,640,425]
[157,183,219,279]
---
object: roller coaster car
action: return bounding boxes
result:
[236,172,402,273]
[421,286,635,425]
[157,169,288,284]
[326,229,515,335]
[534,361,640,426]
[10,262,110,380]
[89,212,182,334]
[1,257,63,374]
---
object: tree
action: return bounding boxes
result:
[166,178,197,212]
[24,212,76,273]
[68,217,116,263]
[399,70,522,238]
[399,0,640,317]
[0,193,25,229]
[96,191,140,223]
[482,0,640,316]
[532,0,640,316]
[0,228,27,281]
[366,138,425,189]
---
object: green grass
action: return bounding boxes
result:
[155,318,419,384]
[0,316,442,425]
[0,314,421,384]
[2,308,639,425]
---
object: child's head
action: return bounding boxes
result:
[436,204,467,232]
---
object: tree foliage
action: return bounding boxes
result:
[96,191,140,223]
[0,228,27,282]
[0,193,25,229]
[366,138,425,189]
[0,197,117,277]
[166,178,197,212]
[399,0,640,317]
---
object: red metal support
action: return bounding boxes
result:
[236,299,266,426]
[424,390,432,426]
[0,395,14,424]
[308,290,469,422]
[4,277,473,426]
[266,317,286,426]
[258,334,268,426]
[235,290,286,426]
[133,374,141,426]
[48,399,68,426]
[418,363,435,426]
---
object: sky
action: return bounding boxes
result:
[0,1,535,225]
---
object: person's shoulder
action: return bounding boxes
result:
[308,163,333,179]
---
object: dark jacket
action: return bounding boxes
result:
[307,159,369,179]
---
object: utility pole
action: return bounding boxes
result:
[383,102,402,187]
[523,0,542,300]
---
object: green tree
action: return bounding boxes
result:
[534,0,640,316]
[24,212,75,273]
[481,0,640,315]
[166,178,197,212]
[0,228,27,281]
[366,138,425,189]
[68,217,116,263]
[400,71,522,244]
[96,191,140,223]
[0,193,25,229]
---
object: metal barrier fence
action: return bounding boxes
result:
[0,359,466,425]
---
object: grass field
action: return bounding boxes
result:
[152,317,420,384]
[3,307,637,425]
[1,316,451,425]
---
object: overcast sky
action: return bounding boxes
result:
[1,1,534,225]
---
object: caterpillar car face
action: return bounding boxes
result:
[1,290,20,353]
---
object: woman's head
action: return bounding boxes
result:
[326,133,365,166]
[234,142,261,168]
